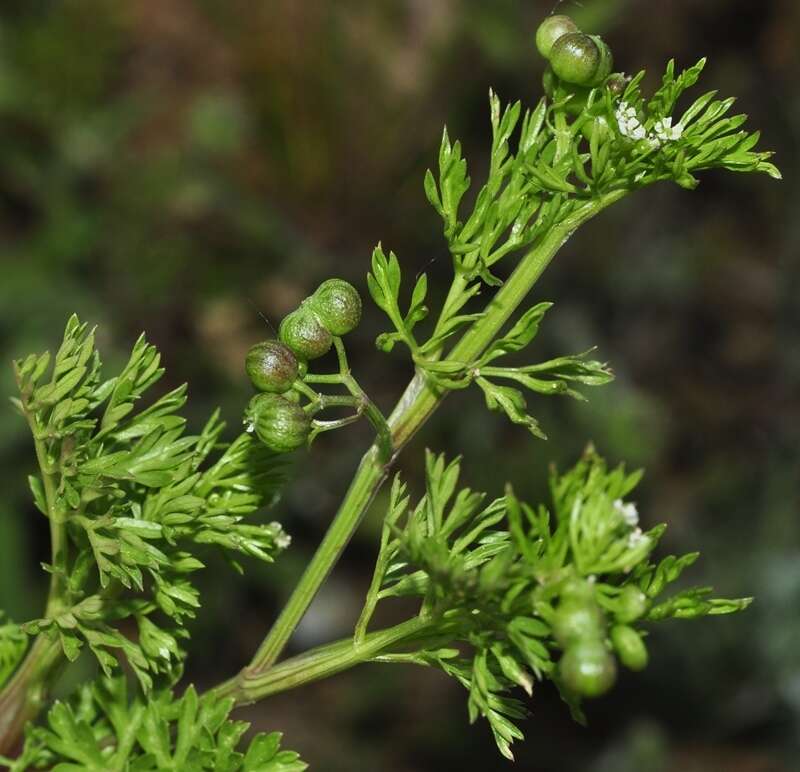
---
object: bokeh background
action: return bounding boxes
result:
[1,1,798,770]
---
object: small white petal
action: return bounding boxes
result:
[614,499,640,527]
[627,528,649,549]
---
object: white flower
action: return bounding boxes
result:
[627,527,649,549]
[615,101,646,140]
[653,116,683,142]
[270,521,292,549]
[613,498,639,527]
[630,124,646,140]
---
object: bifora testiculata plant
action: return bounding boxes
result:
[0,12,779,769]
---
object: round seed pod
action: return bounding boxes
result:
[535,14,579,59]
[559,639,617,697]
[279,305,333,360]
[311,279,362,336]
[550,33,613,87]
[245,393,310,453]
[615,584,648,623]
[552,598,606,647]
[245,340,299,393]
[610,625,648,671]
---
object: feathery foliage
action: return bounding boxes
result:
[361,449,750,759]
[11,316,290,690]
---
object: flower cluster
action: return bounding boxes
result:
[615,101,646,140]
[615,101,684,148]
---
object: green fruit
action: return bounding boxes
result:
[535,14,579,59]
[616,584,648,623]
[245,340,299,393]
[311,278,362,336]
[550,33,613,87]
[610,625,648,671]
[279,305,333,360]
[552,598,605,646]
[559,639,617,697]
[245,393,310,453]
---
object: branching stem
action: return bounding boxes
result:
[224,191,624,697]
[211,616,434,705]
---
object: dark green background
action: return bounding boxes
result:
[1,1,797,770]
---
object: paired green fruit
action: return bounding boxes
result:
[278,278,362,361]
[311,279,362,336]
[536,15,613,92]
[245,340,299,393]
[550,33,613,87]
[279,305,333,361]
[559,638,617,697]
[535,14,579,59]
[245,393,310,453]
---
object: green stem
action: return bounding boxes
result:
[222,190,624,692]
[0,402,68,754]
[249,444,390,670]
[302,373,345,385]
[213,616,433,705]
[554,110,571,162]
[28,424,68,617]
[0,637,62,756]
[431,271,469,344]
[353,527,393,644]
[306,394,360,413]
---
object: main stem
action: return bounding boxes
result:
[0,405,68,756]
[241,191,623,680]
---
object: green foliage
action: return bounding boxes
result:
[0,615,27,690]
[361,448,751,760]
[0,677,306,771]
[0,12,779,769]
[369,59,775,443]
[10,316,290,691]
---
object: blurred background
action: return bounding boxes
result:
[0,0,797,769]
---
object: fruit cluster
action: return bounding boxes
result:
[244,279,362,453]
[536,14,613,88]
[553,579,649,697]
[536,13,626,140]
